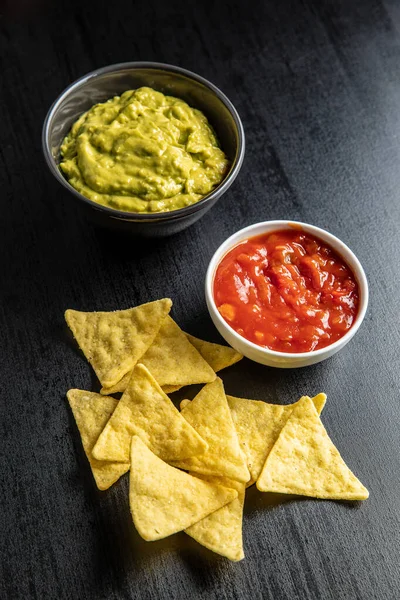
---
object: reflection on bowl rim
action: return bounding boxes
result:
[205,220,369,362]
[42,61,245,221]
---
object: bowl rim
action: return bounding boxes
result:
[42,61,245,221]
[205,220,369,359]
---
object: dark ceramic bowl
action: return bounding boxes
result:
[42,62,245,236]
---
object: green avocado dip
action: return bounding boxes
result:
[59,87,230,213]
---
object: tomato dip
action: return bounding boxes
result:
[213,229,359,353]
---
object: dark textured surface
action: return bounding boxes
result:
[1,1,400,598]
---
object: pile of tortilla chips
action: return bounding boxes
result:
[65,298,369,562]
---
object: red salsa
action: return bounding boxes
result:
[214,229,359,353]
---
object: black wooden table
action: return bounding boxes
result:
[1,1,399,598]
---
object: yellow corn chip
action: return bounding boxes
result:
[140,317,217,387]
[171,379,250,483]
[129,436,238,541]
[67,389,129,490]
[228,394,327,485]
[185,476,245,561]
[100,371,131,395]
[257,396,369,500]
[100,376,180,397]
[156,335,241,395]
[101,380,188,396]
[92,364,207,463]
[65,299,172,388]
[103,377,182,396]
[311,392,327,414]
[162,385,181,394]
[186,334,243,373]
[99,317,216,395]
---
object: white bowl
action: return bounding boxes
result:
[205,220,369,368]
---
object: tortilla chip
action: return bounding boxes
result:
[99,317,216,395]
[92,364,207,463]
[162,385,181,394]
[65,299,172,388]
[100,371,131,396]
[186,334,243,373]
[129,436,238,541]
[185,476,245,561]
[67,389,129,490]
[257,396,369,500]
[227,394,326,486]
[311,393,327,415]
[170,379,250,483]
[100,378,181,397]
[100,372,180,396]
[140,317,216,387]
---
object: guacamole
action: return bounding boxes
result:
[60,87,230,213]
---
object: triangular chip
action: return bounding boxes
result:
[99,317,216,395]
[186,334,243,373]
[185,476,245,561]
[228,393,327,485]
[170,379,250,483]
[67,389,129,490]
[101,373,181,396]
[129,436,238,541]
[311,393,327,415]
[257,396,369,500]
[157,336,242,394]
[65,298,172,388]
[92,364,207,463]
[162,385,181,394]
[100,371,131,395]
[140,317,217,387]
